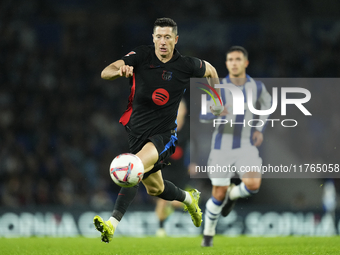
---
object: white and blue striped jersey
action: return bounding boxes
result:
[200,75,272,151]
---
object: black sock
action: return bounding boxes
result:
[157,180,186,202]
[159,219,165,228]
[112,184,139,221]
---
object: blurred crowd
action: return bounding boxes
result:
[0,0,339,208]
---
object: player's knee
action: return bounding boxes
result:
[213,193,225,201]
[146,186,163,196]
[212,186,228,201]
[244,178,261,191]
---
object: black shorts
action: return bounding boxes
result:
[128,130,178,178]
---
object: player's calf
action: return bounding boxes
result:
[242,177,261,191]
[221,181,260,217]
[221,183,237,217]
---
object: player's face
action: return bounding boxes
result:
[226,51,249,78]
[153,26,178,62]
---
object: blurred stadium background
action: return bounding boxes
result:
[0,0,339,237]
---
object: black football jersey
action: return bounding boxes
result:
[120,45,206,139]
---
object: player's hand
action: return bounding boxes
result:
[210,104,224,116]
[217,105,229,116]
[119,65,134,78]
[188,162,198,176]
[252,130,263,147]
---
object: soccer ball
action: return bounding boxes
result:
[109,153,144,187]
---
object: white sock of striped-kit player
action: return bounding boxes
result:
[203,196,223,236]
[203,182,258,236]
[229,182,259,200]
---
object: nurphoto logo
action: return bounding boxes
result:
[200,83,312,128]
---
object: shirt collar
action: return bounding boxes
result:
[225,74,251,84]
[152,46,180,65]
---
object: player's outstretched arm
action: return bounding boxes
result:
[101,60,134,80]
[203,60,218,79]
[203,61,221,99]
[203,61,224,116]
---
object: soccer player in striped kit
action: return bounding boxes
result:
[201,46,272,247]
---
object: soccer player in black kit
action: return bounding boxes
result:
[93,18,223,243]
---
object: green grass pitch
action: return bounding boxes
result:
[1,236,340,255]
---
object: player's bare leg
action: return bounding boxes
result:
[221,173,261,217]
[156,199,170,221]
[242,174,262,191]
[155,199,183,236]
[136,142,159,172]
[142,170,164,195]
[144,172,169,236]
[155,199,170,236]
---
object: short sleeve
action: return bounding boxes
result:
[189,57,206,78]
[121,46,148,67]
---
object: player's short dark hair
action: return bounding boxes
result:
[154,18,178,35]
[226,46,248,59]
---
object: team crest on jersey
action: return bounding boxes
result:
[125,51,136,56]
[162,70,172,81]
